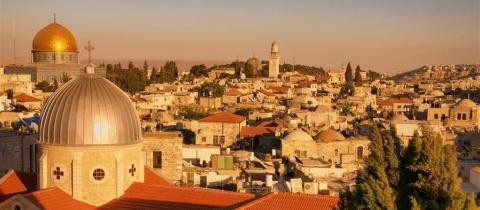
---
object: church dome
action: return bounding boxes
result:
[314,129,345,142]
[246,57,261,70]
[32,22,79,52]
[429,90,444,97]
[284,129,313,142]
[39,74,141,145]
[456,99,477,108]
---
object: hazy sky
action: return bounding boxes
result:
[0,0,479,73]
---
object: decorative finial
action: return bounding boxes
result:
[84,40,95,64]
[53,13,56,23]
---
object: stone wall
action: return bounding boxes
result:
[0,133,37,176]
[143,132,183,183]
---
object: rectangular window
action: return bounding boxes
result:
[213,135,219,145]
[301,151,307,158]
[220,136,225,145]
[462,113,467,120]
[458,113,462,120]
[201,137,206,142]
[187,172,194,183]
[434,114,438,119]
[153,151,162,169]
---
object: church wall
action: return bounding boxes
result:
[315,140,370,167]
[281,140,318,158]
[39,143,144,206]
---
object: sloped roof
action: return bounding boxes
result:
[144,167,172,186]
[23,187,95,210]
[236,193,339,210]
[225,89,244,96]
[13,93,41,102]
[0,170,37,202]
[100,182,256,210]
[198,112,246,123]
[377,97,414,106]
[258,89,275,97]
[240,126,275,138]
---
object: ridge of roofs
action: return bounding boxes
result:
[99,182,256,210]
[198,112,246,123]
[143,166,173,186]
[258,89,275,97]
[0,170,37,202]
[240,126,275,138]
[23,187,95,210]
[236,192,339,210]
[13,93,41,102]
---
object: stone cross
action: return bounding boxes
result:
[84,40,95,64]
[129,164,136,176]
[53,167,64,180]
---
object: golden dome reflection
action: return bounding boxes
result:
[32,22,78,52]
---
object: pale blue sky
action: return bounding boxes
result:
[1,0,478,73]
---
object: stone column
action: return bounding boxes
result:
[71,152,83,200]
[38,153,48,189]
[115,153,125,197]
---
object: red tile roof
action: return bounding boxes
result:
[377,97,414,106]
[144,167,172,186]
[240,126,275,138]
[236,193,339,210]
[198,112,246,123]
[225,89,243,96]
[258,89,275,97]
[23,187,95,210]
[267,86,290,93]
[0,170,37,202]
[13,93,41,102]
[99,182,256,210]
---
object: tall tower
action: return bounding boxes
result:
[268,41,280,78]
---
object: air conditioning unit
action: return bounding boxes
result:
[303,182,319,194]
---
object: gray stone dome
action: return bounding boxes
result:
[39,74,141,145]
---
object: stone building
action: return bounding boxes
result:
[142,132,183,184]
[195,112,246,147]
[448,99,480,128]
[0,131,38,176]
[4,18,105,83]
[281,129,318,158]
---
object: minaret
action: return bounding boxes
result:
[268,41,280,78]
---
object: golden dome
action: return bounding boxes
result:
[32,22,78,52]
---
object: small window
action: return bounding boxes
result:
[457,113,462,120]
[153,151,162,169]
[220,136,225,145]
[462,113,467,120]
[301,151,307,158]
[434,114,438,119]
[13,204,21,210]
[213,135,219,145]
[334,149,339,156]
[357,146,364,160]
[187,172,194,183]
[201,137,207,142]
[92,168,105,180]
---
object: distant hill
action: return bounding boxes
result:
[389,64,480,83]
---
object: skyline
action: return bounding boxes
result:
[1,0,479,73]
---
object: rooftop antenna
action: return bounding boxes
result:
[12,18,16,65]
[292,57,295,72]
[84,40,95,64]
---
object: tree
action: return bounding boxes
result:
[6,89,13,99]
[341,127,478,210]
[161,61,179,83]
[35,80,54,92]
[340,82,355,97]
[345,62,353,82]
[198,82,224,97]
[150,66,158,83]
[61,73,71,83]
[189,64,208,77]
[354,65,363,86]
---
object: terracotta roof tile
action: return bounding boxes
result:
[0,170,37,202]
[237,193,339,210]
[377,97,414,106]
[267,86,290,93]
[258,89,275,97]
[240,126,274,138]
[225,89,243,96]
[198,112,246,123]
[13,93,41,102]
[143,167,172,186]
[99,183,256,210]
[23,187,95,210]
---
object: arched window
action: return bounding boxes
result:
[356,146,364,160]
